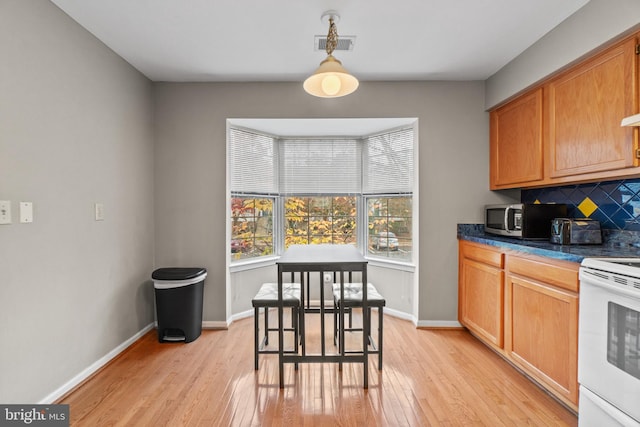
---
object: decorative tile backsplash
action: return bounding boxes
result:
[522,178,640,231]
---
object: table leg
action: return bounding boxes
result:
[362,270,368,389]
[278,269,284,388]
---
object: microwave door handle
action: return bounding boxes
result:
[504,207,512,233]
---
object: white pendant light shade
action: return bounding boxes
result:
[304,55,359,98]
[304,11,358,98]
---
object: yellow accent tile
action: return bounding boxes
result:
[578,197,598,217]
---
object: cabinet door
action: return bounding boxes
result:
[547,37,639,178]
[506,274,579,407]
[459,257,504,349]
[490,88,544,189]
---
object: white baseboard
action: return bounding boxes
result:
[415,319,463,328]
[202,320,230,329]
[229,309,253,323]
[383,307,416,323]
[39,322,155,404]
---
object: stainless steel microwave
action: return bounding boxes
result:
[484,203,567,239]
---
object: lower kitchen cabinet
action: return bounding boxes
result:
[458,240,580,411]
[458,241,504,350]
[505,254,579,411]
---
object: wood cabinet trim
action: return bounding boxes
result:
[506,253,579,292]
[458,240,579,411]
[460,258,504,347]
[460,240,504,268]
[505,274,579,407]
[490,88,544,188]
[545,37,639,179]
[489,31,640,189]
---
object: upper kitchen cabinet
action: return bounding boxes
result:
[489,33,640,189]
[490,88,544,189]
[546,37,639,180]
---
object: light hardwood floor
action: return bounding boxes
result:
[60,311,578,426]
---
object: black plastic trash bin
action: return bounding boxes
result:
[152,267,207,343]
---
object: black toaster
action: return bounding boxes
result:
[550,218,602,245]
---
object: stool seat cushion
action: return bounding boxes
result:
[252,283,301,307]
[332,283,385,305]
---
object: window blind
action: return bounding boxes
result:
[363,128,414,194]
[229,128,277,194]
[279,139,361,194]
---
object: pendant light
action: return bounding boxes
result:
[303,11,359,98]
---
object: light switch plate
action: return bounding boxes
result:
[0,200,11,224]
[20,202,33,223]
[94,203,104,221]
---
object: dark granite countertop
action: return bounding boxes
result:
[457,224,640,263]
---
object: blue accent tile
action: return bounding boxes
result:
[559,185,577,198]
[588,210,607,223]
[566,205,578,217]
[600,201,621,218]
[579,183,597,197]
[521,190,537,203]
[588,186,610,206]
[521,178,640,231]
[624,221,640,232]
[623,182,640,195]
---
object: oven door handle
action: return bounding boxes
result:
[580,269,640,299]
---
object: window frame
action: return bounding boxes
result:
[228,121,417,269]
[282,195,359,248]
[230,194,277,263]
[363,194,413,263]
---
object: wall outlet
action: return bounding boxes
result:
[0,200,11,224]
[19,202,33,223]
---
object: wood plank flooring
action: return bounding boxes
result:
[60,310,577,426]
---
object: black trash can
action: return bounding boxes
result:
[152,267,207,343]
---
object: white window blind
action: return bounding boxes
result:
[363,128,414,194]
[279,139,361,194]
[229,128,277,194]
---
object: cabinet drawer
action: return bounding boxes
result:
[507,254,579,292]
[461,242,504,268]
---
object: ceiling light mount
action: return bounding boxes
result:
[320,10,340,26]
[304,10,358,98]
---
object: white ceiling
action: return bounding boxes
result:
[50,0,590,83]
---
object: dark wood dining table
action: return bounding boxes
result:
[276,244,369,388]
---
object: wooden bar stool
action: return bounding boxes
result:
[252,282,301,370]
[333,282,386,369]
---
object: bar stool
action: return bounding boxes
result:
[333,282,386,369]
[252,282,301,370]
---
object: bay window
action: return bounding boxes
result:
[229,124,414,264]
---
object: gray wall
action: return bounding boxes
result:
[153,81,514,325]
[486,0,640,109]
[0,1,155,403]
